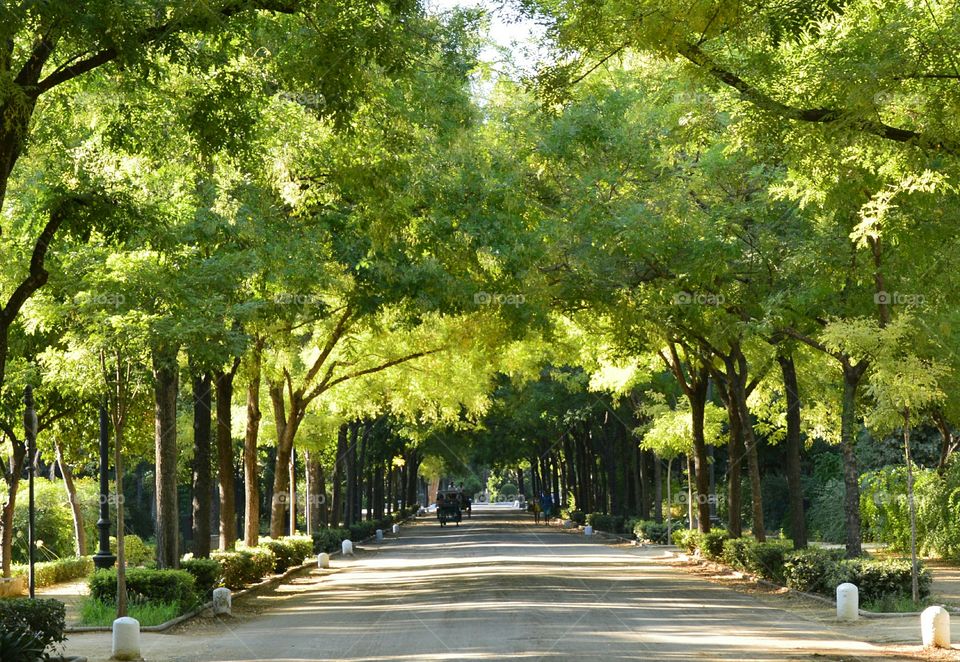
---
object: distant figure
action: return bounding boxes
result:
[532,499,542,525]
[539,492,553,525]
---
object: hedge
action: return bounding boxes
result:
[211,547,277,590]
[586,513,625,534]
[11,556,93,588]
[181,557,222,599]
[0,598,66,658]
[784,547,931,603]
[109,534,155,567]
[312,528,350,553]
[632,519,680,544]
[90,567,197,611]
[783,547,846,594]
[259,536,312,573]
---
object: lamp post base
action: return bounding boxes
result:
[92,551,117,571]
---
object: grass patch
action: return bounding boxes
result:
[79,598,180,627]
[861,594,931,613]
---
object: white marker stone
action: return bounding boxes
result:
[376,529,384,543]
[318,552,330,568]
[342,539,354,556]
[836,583,859,621]
[392,524,400,535]
[921,606,951,648]
[111,616,141,661]
[584,526,594,536]
[213,587,232,616]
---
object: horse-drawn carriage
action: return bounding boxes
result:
[435,488,471,526]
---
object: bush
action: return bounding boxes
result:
[348,521,377,541]
[247,547,276,578]
[89,567,197,611]
[700,530,730,561]
[210,551,255,590]
[744,541,792,583]
[284,535,314,564]
[672,528,701,553]
[586,513,625,534]
[783,547,846,594]
[632,520,679,544]
[835,558,932,603]
[259,539,297,573]
[564,510,586,526]
[10,479,76,564]
[11,556,93,588]
[0,597,66,657]
[721,537,753,569]
[181,557,222,599]
[312,528,350,553]
[110,534,155,567]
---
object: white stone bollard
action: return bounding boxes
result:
[584,526,594,536]
[213,587,232,616]
[392,523,400,535]
[375,529,384,543]
[318,552,330,569]
[342,539,354,556]
[921,606,951,648]
[513,500,520,509]
[111,616,141,661]
[836,583,859,621]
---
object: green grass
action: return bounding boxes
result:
[861,594,931,613]
[79,598,181,626]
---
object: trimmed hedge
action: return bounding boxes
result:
[211,547,277,590]
[313,528,350,554]
[783,547,846,594]
[11,556,93,588]
[632,519,680,544]
[0,597,66,657]
[181,557,222,599]
[784,547,931,603]
[586,513,625,534]
[89,568,197,611]
[700,530,730,561]
[110,534,155,567]
[348,521,378,542]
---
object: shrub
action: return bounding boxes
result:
[89,568,197,611]
[247,547,276,578]
[181,557,222,599]
[586,513,625,534]
[835,558,932,603]
[0,598,66,657]
[348,521,377,541]
[672,528,700,553]
[783,547,846,594]
[11,556,93,588]
[10,479,76,564]
[110,534,155,567]
[284,535,314,564]
[312,528,350,553]
[210,551,255,590]
[565,510,586,526]
[633,520,679,544]
[700,530,730,561]
[259,538,298,573]
[743,541,792,583]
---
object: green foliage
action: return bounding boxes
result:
[806,478,847,544]
[210,548,277,589]
[79,598,180,627]
[586,513,625,533]
[110,534,155,567]
[0,627,46,662]
[672,528,700,553]
[10,479,76,564]
[632,519,676,544]
[0,598,66,659]
[783,547,846,594]
[835,558,932,604]
[562,509,586,526]
[89,568,197,611]
[348,521,378,542]
[721,538,792,583]
[11,556,93,588]
[180,557,222,599]
[700,530,730,561]
[312,528,351,554]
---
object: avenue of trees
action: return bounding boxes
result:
[2,0,960,602]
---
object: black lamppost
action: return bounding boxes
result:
[92,402,116,570]
[23,386,37,598]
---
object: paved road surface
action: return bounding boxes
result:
[64,509,892,661]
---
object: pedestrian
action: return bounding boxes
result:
[532,498,542,525]
[539,492,552,525]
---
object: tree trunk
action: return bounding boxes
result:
[331,424,347,528]
[778,354,807,549]
[0,438,25,577]
[688,375,712,533]
[215,367,238,550]
[268,400,301,538]
[191,372,213,558]
[904,409,920,603]
[722,380,743,537]
[152,345,180,570]
[726,347,764,541]
[840,363,864,558]
[55,442,86,556]
[934,409,956,475]
[243,343,263,547]
[652,451,662,523]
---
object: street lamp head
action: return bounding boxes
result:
[23,385,37,439]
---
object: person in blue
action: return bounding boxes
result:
[538,492,553,525]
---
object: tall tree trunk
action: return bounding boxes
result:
[0,438,26,576]
[191,372,213,558]
[153,345,180,569]
[652,452,662,524]
[243,343,263,547]
[317,461,328,527]
[55,442,86,556]
[726,347,763,541]
[840,363,865,558]
[215,365,238,550]
[904,409,920,603]
[721,381,744,537]
[778,354,807,549]
[331,424,347,528]
[688,375,711,533]
[268,393,301,538]
[934,409,956,475]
